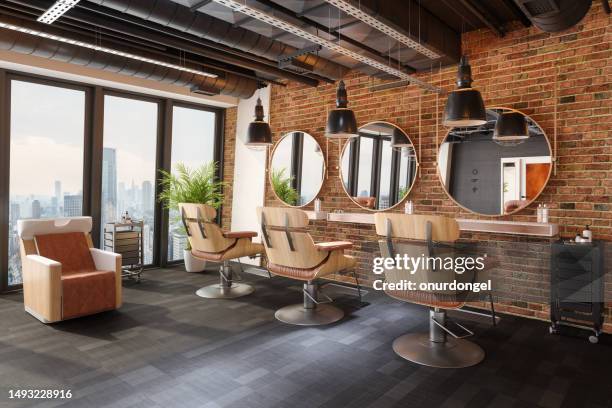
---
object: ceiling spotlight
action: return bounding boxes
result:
[443,56,487,128]
[37,0,81,25]
[325,80,358,139]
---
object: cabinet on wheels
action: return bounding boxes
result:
[104,221,144,282]
[550,240,604,343]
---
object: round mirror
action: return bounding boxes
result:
[437,108,552,216]
[270,131,325,207]
[340,122,418,211]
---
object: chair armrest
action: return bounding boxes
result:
[90,248,122,272]
[224,231,258,239]
[89,248,122,308]
[315,241,353,251]
[25,255,62,272]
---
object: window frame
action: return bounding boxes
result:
[0,68,226,292]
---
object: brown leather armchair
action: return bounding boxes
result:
[17,217,122,323]
[180,203,264,299]
[258,207,356,326]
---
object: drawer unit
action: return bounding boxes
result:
[104,221,144,281]
[550,240,604,343]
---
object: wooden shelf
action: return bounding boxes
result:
[325,212,558,237]
[304,210,328,221]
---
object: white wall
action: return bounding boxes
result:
[230,88,270,265]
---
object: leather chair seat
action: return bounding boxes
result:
[268,253,356,281]
[62,270,116,319]
[192,235,264,261]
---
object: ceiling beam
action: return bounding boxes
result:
[499,0,531,27]
[252,0,416,73]
[296,2,327,17]
[190,0,213,12]
[458,0,505,37]
[336,0,460,64]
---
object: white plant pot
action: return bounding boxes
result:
[183,249,206,273]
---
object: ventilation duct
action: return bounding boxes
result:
[0,17,259,98]
[86,0,349,81]
[514,0,592,32]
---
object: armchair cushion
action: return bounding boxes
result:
[34,232,96,274]
[61,270,116,319]
[315,241,353,251]
[223,231,258,239]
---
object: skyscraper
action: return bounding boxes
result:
[63,195,82,217]
[31,200,41,219]
[54,180,62,215]
[102,147,118,224]
[142,180,153,215]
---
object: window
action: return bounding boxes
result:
[101,95,159,265]
[7,79,86,286]
[167,105,217,262]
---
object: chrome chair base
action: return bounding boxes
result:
[392,333,484,368]
[196,260,254,299]
[196,283,254,299]
[275,303,344,326]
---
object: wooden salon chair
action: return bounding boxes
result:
[17,217,122,323]
[258,207,356,326]
[180,203,264,299]
[374,213,491,368]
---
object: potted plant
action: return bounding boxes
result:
[271,168,299,206]
[158,162,225,272]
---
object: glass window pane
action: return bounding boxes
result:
[379,140,392,209]
[8,80,86,286]
[167,106,216,262]
[101,95,158,265]
[357,137,373,197]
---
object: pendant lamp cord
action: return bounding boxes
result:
[553,64,558,176]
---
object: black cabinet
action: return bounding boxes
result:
[550,240,604,343]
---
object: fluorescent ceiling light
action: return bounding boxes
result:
[323,0,441,60]
[211,0,441,93]
[0,21,217,78]
[37,0,81,25]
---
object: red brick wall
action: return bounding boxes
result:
[225,4,612,329]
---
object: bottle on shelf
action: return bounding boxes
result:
[537,204,543,223]
[405,200,413,215]
[542,204,549,223]
[582,225,592,242]
[314,198,321,213]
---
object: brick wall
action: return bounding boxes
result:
[224,4,611,329]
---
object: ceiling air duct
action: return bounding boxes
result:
[513,0,592,32]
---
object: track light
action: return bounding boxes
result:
[37,0,81,25]
[443,56,487,127]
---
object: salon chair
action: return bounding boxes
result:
[18,217,122,323]
[375,213,494,368]
[258,206,356,326]
[180,203,264,299]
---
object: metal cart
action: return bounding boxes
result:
[550,240,604,343]
[104,221,144,282]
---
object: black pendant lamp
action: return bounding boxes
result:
[325,80,358,138]
[493,111,529,145]
[443,56,487,127]
[391,127,411,148]
[245,97,272,148]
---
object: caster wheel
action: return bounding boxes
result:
[588,335,599,344]
[549,326,558,335]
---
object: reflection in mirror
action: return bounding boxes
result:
[438,108,552,216]
[270,132,325,206]
[341,122,417,210]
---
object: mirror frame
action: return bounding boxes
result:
[269,130,326,208]
[436,107,553,217]
[339,121,419,212]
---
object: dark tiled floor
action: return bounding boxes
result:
[0,265,611,408]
